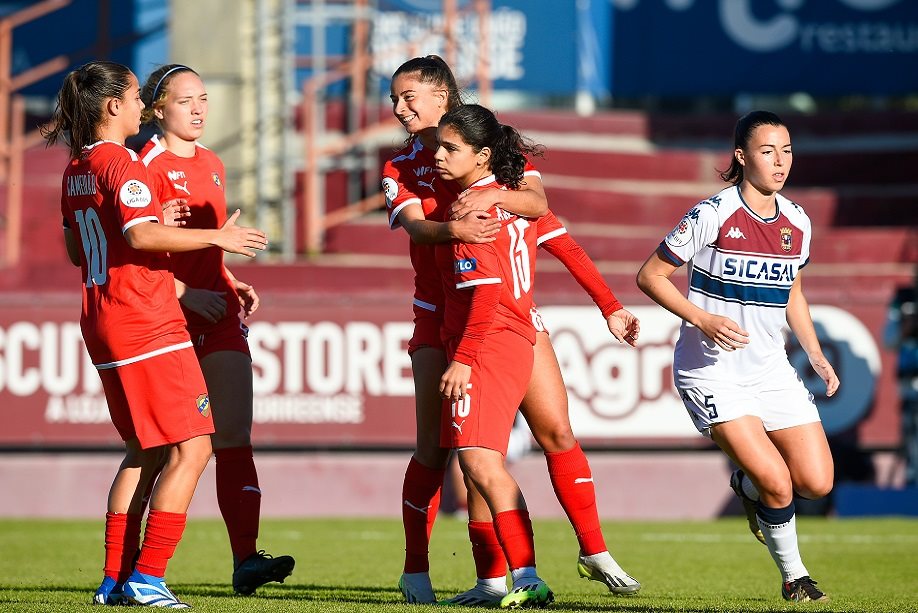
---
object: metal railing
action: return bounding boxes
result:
[0,0,71,267]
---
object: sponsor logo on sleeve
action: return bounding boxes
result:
[454,258,476,273]
[665,216,692,248]
[118,180,153,208]
[382,177,399,206]
[196,394,211,417]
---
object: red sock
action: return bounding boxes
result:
[402,457,444,573]
[103,512,143,583]
[468,521,507,579]
[135,510,187,577]
[215,446,261,562]
[545,442,606,555]
[493,509,535,570]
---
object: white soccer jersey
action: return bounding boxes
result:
[659,185,811,383]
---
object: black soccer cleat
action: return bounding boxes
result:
[232,550,295,595]
[782,576,829,603]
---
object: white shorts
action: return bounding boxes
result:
[675,360,821,437]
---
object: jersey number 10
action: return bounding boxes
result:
[74,208,108,287]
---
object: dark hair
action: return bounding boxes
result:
[41,61,134,158]
[392,55,463,112]
[140,64,198,124]
[439,104,542,190]
[719,110,786,185]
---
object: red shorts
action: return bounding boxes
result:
[408,304,444,355]
[99,346,215,449]
[440,329,534,455]
[189,318,251,361]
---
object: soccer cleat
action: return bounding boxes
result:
[123,570,191,608]
[92,576,126,606]
[399,572,437,605]
[730,469,767,545]
[499,578,553,609]
[782,576,830,602]
[438,583,507,607]
[232,550,296,595]
[577,552,641,595]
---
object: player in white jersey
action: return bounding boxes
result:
[637,111,837,603]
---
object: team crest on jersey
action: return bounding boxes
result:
[118,179,152,208]
[780,227,793,252]
[212,172,222,188]
[382,177,399,206]
[196,394,210,417]
[665,216,692,248]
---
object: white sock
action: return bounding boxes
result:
[476,576,507,594]
[510,566,538,585]
[741,473,760,502]
[756,513,809,581]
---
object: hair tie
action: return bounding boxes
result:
[151,65,191,102]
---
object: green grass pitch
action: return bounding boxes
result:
[1,516,916,612]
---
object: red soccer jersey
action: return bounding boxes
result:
[140,136,238,334]
[437,176,539,365]
[382,139,461,314]
[60,141,190,366]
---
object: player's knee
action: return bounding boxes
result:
[532,427,575,453]
[797,477,834,500]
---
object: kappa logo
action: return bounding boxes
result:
[451,419,466,434]
[573,477,594,484]
[417,177,436,192]
[725,226,746,239]
[173,181,190,195]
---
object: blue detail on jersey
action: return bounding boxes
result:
[454,258,477,273]
[659,242,685,266]
[690,269,791,307]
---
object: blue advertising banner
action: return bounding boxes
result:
[371,0,611,95]
[610,0,918,96]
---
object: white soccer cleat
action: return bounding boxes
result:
[123,570,191,608]
[577,552,641,595]
[399,572,436,604]
[438,582,507,607]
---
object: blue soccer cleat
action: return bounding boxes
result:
[92,575,126,606]
[123,570,191,608]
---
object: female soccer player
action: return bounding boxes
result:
[138,64,295,595]
[43,61,267,608]
[385,56,640,606]
[636,110,837,603]
[434,103,553,608]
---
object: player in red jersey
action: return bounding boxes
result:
[386,57,641,605]
[42,60,267,608]
[433,103,553,608]
[138,64,294,596]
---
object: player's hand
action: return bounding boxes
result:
[440,360,472,401]
[450,190,499,220]
[215,210,268,257]
[233,278,260,318]
[607,308,640,346]
[809,351,840,397]
[699,313,749,351]
[451,210,500,243]
[162,197,190,227]
[178,287,227,323]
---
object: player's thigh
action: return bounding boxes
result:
[711,415,794,506]
[519,332,574,452]
[200,349,254,449]
[411,346,449,465]
[768,422,834,499]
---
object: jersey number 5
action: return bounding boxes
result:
[507,218,531,299]
[74,208,108,287]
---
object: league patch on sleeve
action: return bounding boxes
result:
[119,179,153,208]
[382,177,399,207]
[454,258,476,274]
[665,216,692,248]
